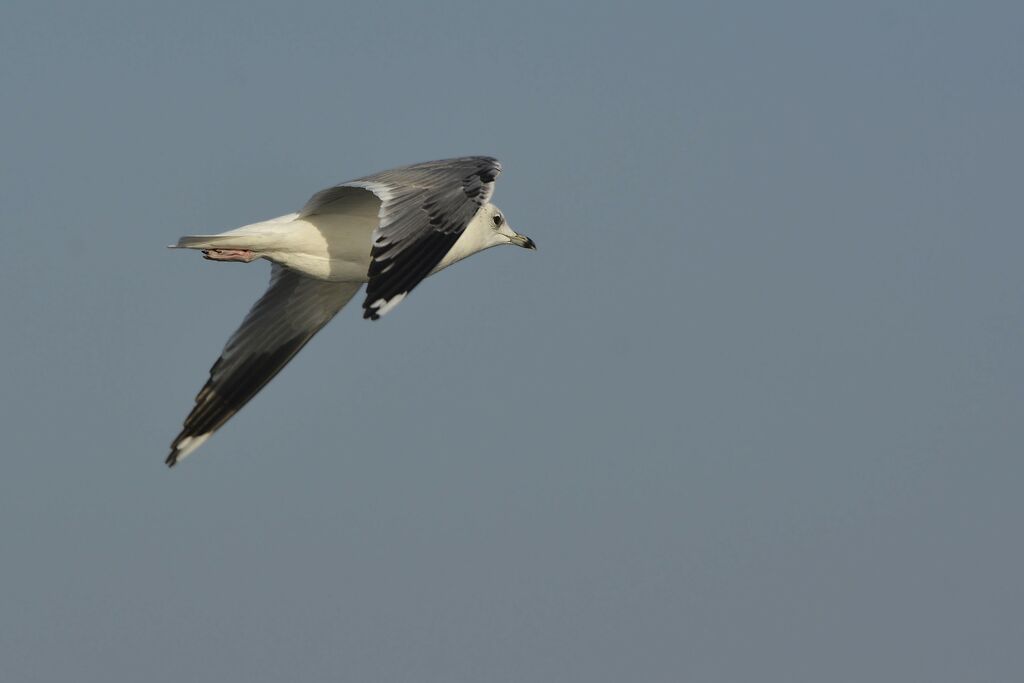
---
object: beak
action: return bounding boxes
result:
[509,233,537,250]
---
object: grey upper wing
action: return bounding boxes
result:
[302,156,501,320]
[167,265,361,466]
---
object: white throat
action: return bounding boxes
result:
[431,207,503,274]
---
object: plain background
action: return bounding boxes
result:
[1,1,1021,681]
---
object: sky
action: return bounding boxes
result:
[1,1,1022,681]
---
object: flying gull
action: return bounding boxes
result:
[166,156,535,467]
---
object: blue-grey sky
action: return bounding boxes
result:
[1,1,1021,681]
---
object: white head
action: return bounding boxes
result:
[477,203,536,250]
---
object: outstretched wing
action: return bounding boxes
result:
[302,156,501,320]
[167,265,361,466]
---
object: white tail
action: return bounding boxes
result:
[171,234,251,250]
[169,213,300,251]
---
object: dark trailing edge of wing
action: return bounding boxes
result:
[360,157,501,319]
[166,267,361,467]
[363,230,463,320]
[166,335,310,467]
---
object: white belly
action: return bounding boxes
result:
[261,214,375,282]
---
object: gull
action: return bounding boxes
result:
[166,156,535,467]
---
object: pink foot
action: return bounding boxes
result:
[203,249,257,262]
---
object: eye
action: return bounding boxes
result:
[492,213,504,227]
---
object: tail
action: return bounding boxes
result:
[168,214,299,250]
[169,234,257,250]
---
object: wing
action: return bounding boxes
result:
[302,156,501,320]
[167,265,361,466]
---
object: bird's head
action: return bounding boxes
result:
[481,204,536,250]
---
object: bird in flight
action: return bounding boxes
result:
[166,156,535,467]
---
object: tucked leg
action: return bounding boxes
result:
[203,249,257,262]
